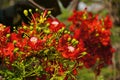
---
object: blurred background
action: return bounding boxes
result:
[0,0,120,80]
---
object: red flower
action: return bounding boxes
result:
[3,27,10,34]
[68,10,115,72]
[47,18,65,32]
[72,69,77,75]
[2,43,15,62]
[104,16,113,29]
[28,37,38,50]
[15,38,28,51]
[0,9,115,78]
[0,36,7,47]
[10,33,19,42]
[80,54,96,68]
[33,13,40,18]
[73,28,81,40]
[97,45,115,65]
[57,34,85,59]
[58,65,65,76]
[28,37,44,51]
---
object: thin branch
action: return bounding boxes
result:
[28,0,55,19]
[67,0,78,11]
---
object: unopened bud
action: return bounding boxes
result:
[71,38,76,44]
[30,23,34,26]
[47,11,51,15]
[44,49,49,54]
[64,30,68,34]
[13,48,19,53]
[83,14,87,19]
[67,31,70,34]
[61,27,65,31]
[46,23,50,27]
[23,10,28,16]
[35,8,38,12]
[74,40,79,45]
[95,33,99,37]
[102,28,105,31]
[30,26,33,30]
[67,37,71,42]
[13,40,17,44]
[81,52,87,56]
[29,9,32,12]
[43,29,50,34]
[23,26,27,30]
[36,27,41,31]
[6,34,10,38]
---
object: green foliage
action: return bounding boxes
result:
[111,26,120,44]
[0,57,43,80]
[76,68,95,80]
[57,0,74,26]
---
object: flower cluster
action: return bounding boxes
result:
[68,10,115,74]
[0,9,115,80]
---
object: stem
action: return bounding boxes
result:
[23,65,26,79]
[25,70,35,77]
[28,0,55,19]
[94,74,98,80]
[28,0,45,10]
[112,53,116,80]
[70,74,77,80]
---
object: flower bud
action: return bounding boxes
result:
[95,33,99,37]
[81,52,87,56]
[29,9,32,13]
[36,27,41,31]
[19,51,24,54]
[44,49,49,54]
[83,14,87,19]
[58,27,64,33]
[74,40,79,45]
[44,57,47,61]
[13,40,17,44]
[13,26,16,29]
[30,26,33,31]
[56,41,58,44]
[13,48,19,53]
[23,10,28,16]
[30,23,34,26]
[48,11,51,14]
[23,26,27,30]
[3,25,6,28]
[102,28,105,31]
[67,31,70,34]
[61,27,65,31]
[6,34,10,38]
[43,29,50,34]
[46,23,50,27]
[35,8,38,12]
[67,37,71,42]
[47,62,51,66]
[71,38,76,44]
[64,30,68,34]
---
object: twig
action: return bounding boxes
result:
[94,74,98,80]
[67,0,78,11]
[28,0,55,19]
